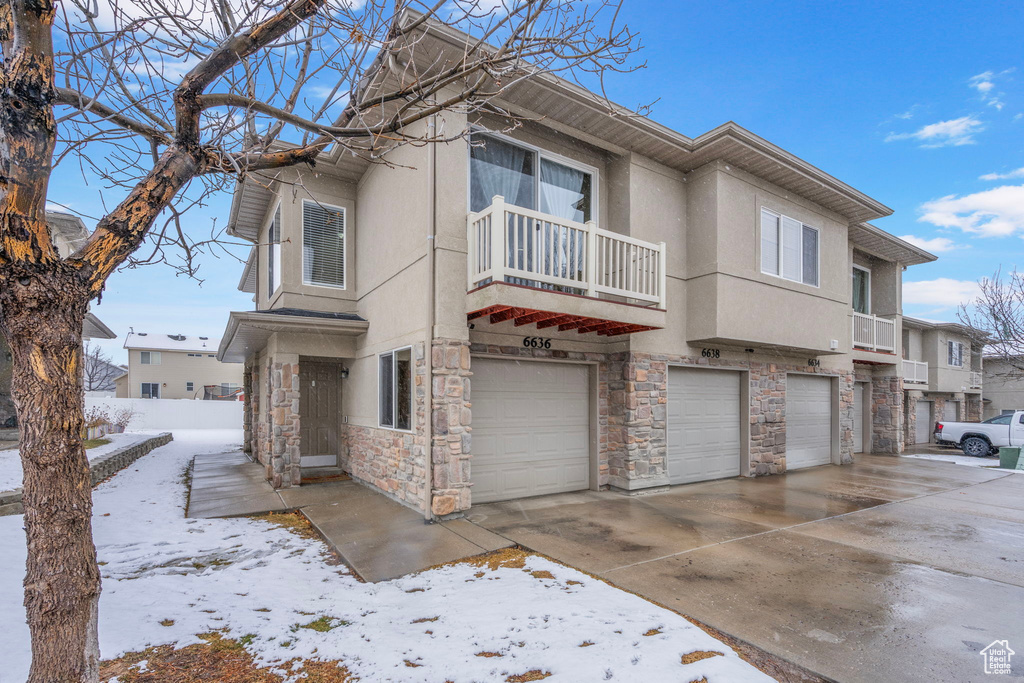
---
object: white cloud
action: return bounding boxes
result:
[903,278,982,309]
[918,184,1024,237]
[897,234,960,252]
[885,115,984,147]
[980,167,1024,181]
[969,69,1014,110]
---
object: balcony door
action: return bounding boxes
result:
[470,132,595,291]
[852,266,871,314]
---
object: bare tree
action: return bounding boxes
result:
[959,268,1024,377]
[0,0,641,680]
[82,341,121,391]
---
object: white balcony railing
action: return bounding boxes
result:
[902,359,929,384]
[969,371,983,389]
[468,196,667,308]
[852,312,896,352]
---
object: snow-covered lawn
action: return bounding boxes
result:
[0,430,773,682]
[901,451,1024,472]
[0,431,162,492]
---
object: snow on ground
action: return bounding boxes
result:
[0,430,772,682]
[0,431,162,492]
[901,451,1024,472]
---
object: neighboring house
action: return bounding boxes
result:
[121,332,243,400]
[901,317,984,445]
[217,17,936,516]
[0,210,116,427]
[981,357,1024,419]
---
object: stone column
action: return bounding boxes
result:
[242,362,254,454]
[749,363,786,474]
[871,375,903,454]
[430,339,472,516]
[966,395,982,422]
[605,352,669,491]
[838,372,855,464]
[268,356,301,488]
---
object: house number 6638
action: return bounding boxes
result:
[523,337,551,349]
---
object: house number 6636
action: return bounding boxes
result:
[523,337,551,349]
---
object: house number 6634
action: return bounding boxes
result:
[523,337,551,349]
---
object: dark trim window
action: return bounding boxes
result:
[379,348,412,430]
[761,208,819,287]
[948,340,964,367]
[141,383,160,399]
[186,381,194,392]
[302,200,346,288]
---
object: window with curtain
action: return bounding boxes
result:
[760,208,819,287]
[852,267,870,314]
[268,205,281,295]
[469,132,595,289]
[470,133,535,213]
[303,201,346,288]
[378,348,412,430]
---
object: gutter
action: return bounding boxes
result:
[424,113,437,522]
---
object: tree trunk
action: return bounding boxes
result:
[1,271,100,683]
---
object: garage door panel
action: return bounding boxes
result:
[915,401,931,444]
[472,358,590,504]
[787,375,832,469]
[668,368,742,485]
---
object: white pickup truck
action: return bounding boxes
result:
[935,410,1024,457]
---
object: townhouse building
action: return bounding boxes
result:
[217,20,937,517]
[120,333,243,400]
[901,317,984,444]
[981,357,1024,420]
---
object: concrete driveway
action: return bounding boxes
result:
[468,455,1024,682]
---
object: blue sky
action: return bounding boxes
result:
[62,0,1023,364]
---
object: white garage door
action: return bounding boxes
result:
[667,368,741,485]
[853,383,865,454]
[787,374,833,469]
[471,358,590,503]
[943,401,959,422]
[915,401,932,444]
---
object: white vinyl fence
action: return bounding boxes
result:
[85,397,242,430]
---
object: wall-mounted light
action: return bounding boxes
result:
[340,367,350,379]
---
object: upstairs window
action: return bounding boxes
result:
[761,208,819,287]
[268,204,281,295]
[140,351,161,365]
[303,200,346,288]
[948,340,964,367]
[469,132,594,222]
[852,266,871,314]
[378,348,412,431]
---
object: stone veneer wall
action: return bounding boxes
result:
[429,339,473,516]
[242,362,254,454]
[870,376,903,454]
[248,355,301,489]
[966,395,983,422]
[343,342,429,511]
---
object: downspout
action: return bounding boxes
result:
[424,113,437,522]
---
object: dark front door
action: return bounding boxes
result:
[300,362,341,468]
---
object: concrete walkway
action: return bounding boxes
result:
[468,455,1024,683]
[186,451,511,582]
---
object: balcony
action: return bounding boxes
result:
[903,359,928,384]
[970,371,983,389]
[468,196,666,308]
[466,196,667,336]
[852,312,896,352]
